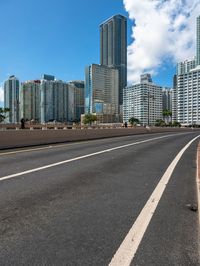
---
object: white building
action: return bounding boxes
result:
[4,75,20,123]
[123,74,163,126]
[173,15,200,125]
[40,78,68,123]
[176,67,200,125]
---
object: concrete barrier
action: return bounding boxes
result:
[0,127,196,150]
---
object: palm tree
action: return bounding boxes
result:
[163,110,172,124]
[0,108,9,123]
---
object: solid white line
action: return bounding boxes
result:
[0,133,189,182]
[196,142,200,228]
[109,134,200,266]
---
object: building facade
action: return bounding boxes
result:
[100,14,127,108]
[4,75,20,123]
[162,88,172,112]
[173,15,200,125]
[177,59,196,75]
[20,80,41,122]
[123,74,163,126]
[40,78,68,123]
[85,64,119,121]
[68,81,84,122]
[197,15,200,66]
[176,68,200,125]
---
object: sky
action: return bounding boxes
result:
[0,0,200,107]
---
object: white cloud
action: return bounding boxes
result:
[0,85,4,103]
[123,0,200,84]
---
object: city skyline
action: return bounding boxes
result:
[1,0,200,107]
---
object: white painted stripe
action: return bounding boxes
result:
[0,133,189,182]
[109,134,200,266]
[196,142,200,228]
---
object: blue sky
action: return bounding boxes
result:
[2,0,198,106]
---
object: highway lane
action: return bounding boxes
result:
[0,132,199,265]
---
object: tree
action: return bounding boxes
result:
[162,109,172,124]
[155,119,166,127]
[172,121,181,127]
[129,117,140,126]
[83,113,97,125]
[0,108,9,123]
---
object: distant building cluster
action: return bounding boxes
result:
[3,14,200,126]
[4,75,84,123]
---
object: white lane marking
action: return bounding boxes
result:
[109,134,200,266]
[196,142,200,228]
[0,133,190,182]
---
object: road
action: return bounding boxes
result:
[0,132,199,266]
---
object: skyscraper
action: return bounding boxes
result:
[100,14,127,108]
[173,15,200,125]
[196,15,200,66]
[40,78,69,123]
[4,75,20,123]
[85,64,119,117]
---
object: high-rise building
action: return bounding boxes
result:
[173,15,200,125]
[40,78,68,123]
[177,59,196,75]
[123,74,163,126]
[162,88,172,112]
[20,80,41,122]
[197,15,200,66]
[100,14,127,108]
[68,81,84,122]
[172,75,178,122]
[4,75,20,123]
[85,64,119,119]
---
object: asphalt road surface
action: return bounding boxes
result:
[0,132,199,266]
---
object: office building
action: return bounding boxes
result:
[100,14,127,108]
[68,81,84,122]
[123,74,163,126]
[85,64,119,122]
[4,75,20,123]
[20,80,41,122]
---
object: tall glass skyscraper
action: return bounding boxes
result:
[197,15,200,66]
[100,14,127,108]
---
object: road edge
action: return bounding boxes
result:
[196,142,200,258]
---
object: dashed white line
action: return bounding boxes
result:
[108,134,200,266]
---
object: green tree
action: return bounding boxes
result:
[155,119,166,127]
[172,121,181,127]
[129,117,140,126]
[163,109,172,124]
[83,113,97,125]
[0,108,9,123]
